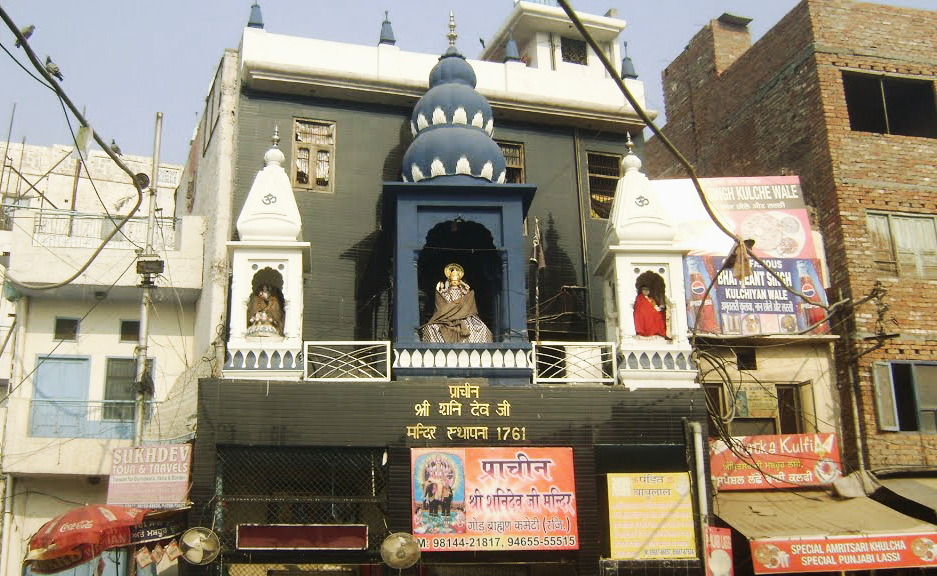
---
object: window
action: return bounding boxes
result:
[292,119,336,193]
[705,382,804,438]
[736,348,757,371]
[873,362,937,433]
[867,212,937,277]
[842,72,937,138]
[103,358,153,421]
[120,320,140,342]
[54,318,79,341]
[587,152,622,219]
[497,141,525,183]
[561,37,588,65]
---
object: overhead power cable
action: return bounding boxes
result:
[0,6,147,290]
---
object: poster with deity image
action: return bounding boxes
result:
[411,447,578,552]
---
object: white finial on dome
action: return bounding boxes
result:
[264,125,285,166]
[622,132,642,172]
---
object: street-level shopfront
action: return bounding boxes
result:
[187,379,708,576]
[709,433,937,575]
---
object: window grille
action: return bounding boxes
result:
[497,141,525,183]
[293,119,336,193]
[560,37,587,65]
[587,152,622,219]
[216,447,389,551]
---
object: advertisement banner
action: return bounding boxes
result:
[607,472,696,559]
[107,444,192,508]
[707,527,734,576]
[751,533,937,574]
[657,176,830,336]
[710,433,841,490]
[411,447,578,552]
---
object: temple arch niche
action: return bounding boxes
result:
[417,219,500,337]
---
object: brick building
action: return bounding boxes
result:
[645,0,937,562]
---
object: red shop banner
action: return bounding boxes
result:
[411,447,578,552]
[710,433,841,490]
[751,533,937,574]
[707,527,734,576]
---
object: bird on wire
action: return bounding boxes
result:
[15,24,34,48]
[110,139,122,156]
[45,56,63,81]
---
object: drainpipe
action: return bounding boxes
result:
[1,475,13,576]
[689,421,709,555]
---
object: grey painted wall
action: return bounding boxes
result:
[235,91,633,343]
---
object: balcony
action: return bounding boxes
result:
[2,397,160,475]
[27,399,156,439]
[6,208,203,301]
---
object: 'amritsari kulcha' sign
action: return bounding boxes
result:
[607,472,696,560]
[411,447,578,552]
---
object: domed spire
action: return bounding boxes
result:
[620,40,637,80]
[401,12,506,184]
[379,11,396,46]
[503,30,520,63]
[237,126,302,241]
[247,1,264,29]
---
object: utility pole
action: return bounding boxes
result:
[133,112,165,446]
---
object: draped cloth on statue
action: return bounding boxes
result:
[422,283,493,343]
[634,293,667,338]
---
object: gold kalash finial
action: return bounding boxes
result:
[447,11,457,47]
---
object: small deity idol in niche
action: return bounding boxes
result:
[421,263,492,343]
[634,282,668,338]
[247,283,284,337]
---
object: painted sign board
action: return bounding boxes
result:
[710,433,841,490]
[751,533,937,573]
[607,472,696,559]
[655,176,830,336]
[707,526,734,576]
[411,447,578,552]
[107,444,192,508]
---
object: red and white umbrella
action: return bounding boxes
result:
[26,505,149,574]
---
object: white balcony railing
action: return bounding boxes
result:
[532,341,617,384]
[32,210,177,250]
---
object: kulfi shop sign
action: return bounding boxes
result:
[710,433,841,490]
[411,447,578,552]
[751,534,937,574]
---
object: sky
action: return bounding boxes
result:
[0,0,934,165]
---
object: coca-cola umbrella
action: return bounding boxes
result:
[25,505,149,574]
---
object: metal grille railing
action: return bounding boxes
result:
[532,342,616,384]
[28,399,156,438]
[216,447,389,552]
[304,342,391,381]
[32,210,177,250]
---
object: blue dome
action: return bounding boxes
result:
[402,125,506,184]
[401,51,504,184]
[429,49,476,88]
[411,83,493,138]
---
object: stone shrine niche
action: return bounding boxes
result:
[633,269,669,339]
[417,219,499,337]
[247,266,286,337]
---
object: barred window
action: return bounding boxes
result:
[292,119,336,193]
[497,141,525,183]
[704,382,805,438]
[867,212,937,278]
[587,152,622,219]
[561,37,587,65]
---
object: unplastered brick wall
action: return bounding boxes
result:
[646,0,937,470]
